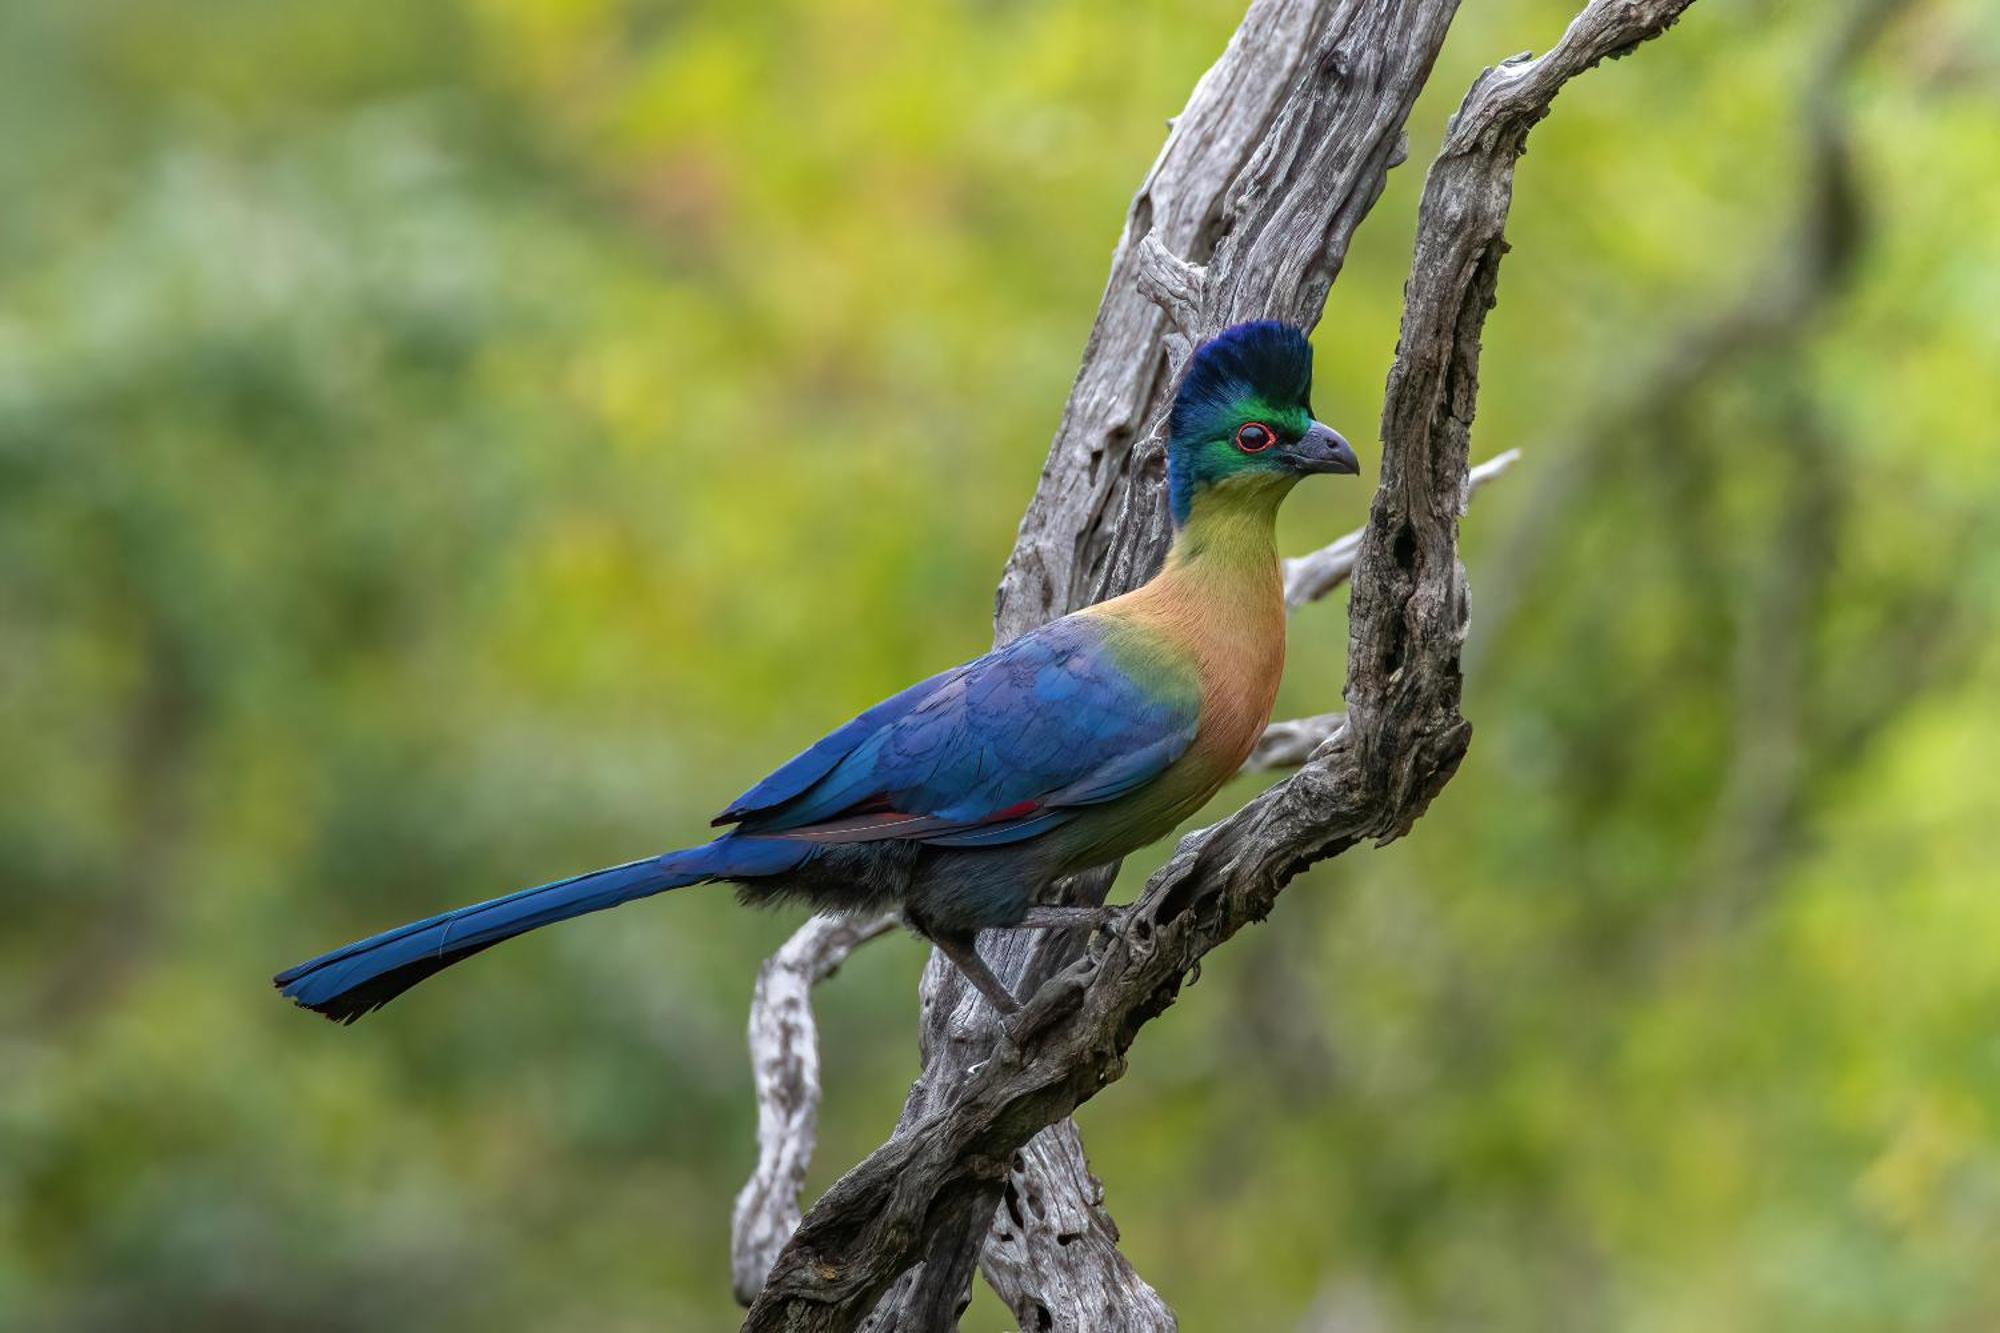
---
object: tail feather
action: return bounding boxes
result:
[274,837,807,1023]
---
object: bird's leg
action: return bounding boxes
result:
[930,931,1021,1016]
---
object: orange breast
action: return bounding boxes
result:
[1095,552,1286,785]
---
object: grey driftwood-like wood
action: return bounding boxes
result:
[1243,446,1518,777]
[730,430,1515,1308]
[1243,712,1349,775]
[1235,447,1518,774]
[732,912,900,1306]
[724,448,1511,1307]
[1283,447,1518,611]
[886,2,1460,1325]
[734,1,1699,1328]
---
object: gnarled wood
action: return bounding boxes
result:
[740,2,1698,1329]
[886,3,1460,1326]
[726,444,1516,1310]
[733,912,899,1307]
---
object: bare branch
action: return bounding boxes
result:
[741,3,1697,1329]
[731,911,899,1306]
[1244,713,1348,775]
[729,434,1512,1301]
[888,2,1465,1325]
[1133,232,1207,342]
[976,1121,1178,1333]
[1284,448,1519,611]
[1247,449,1519,775]
[992,0,1461,644]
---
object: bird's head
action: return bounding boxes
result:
[1164,320,1359,527]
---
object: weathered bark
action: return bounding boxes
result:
[733,912,900,1306]
[726,445,1518,1312]
[1283,447,1517,612]
[893,3,1462,1325]
[972,1121,1157,1333]
[992,0,1457,645]
[737,2,1699,1329]
[861,3,1461,1326]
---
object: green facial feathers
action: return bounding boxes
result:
[1166,321,1316,525]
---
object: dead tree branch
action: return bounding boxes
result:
[738,3,1697,1329]
[1284,447,1519,611]
[877,2,1462,1325]
[729,442,1517,1304]
[733,912,900,1306]
[1243,445,1520,774]
[1244,713,1349,775]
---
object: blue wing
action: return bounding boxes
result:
[717,616,1200,848]
[714,665,967,825]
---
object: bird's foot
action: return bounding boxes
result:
[1007,904,1121,933]
[929,909,1131,1019]
[1008,903,1132,956]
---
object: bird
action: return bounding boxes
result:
[275,321,1360,1022]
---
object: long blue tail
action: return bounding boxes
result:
[274,837,808,1023]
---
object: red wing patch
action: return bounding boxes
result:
[772,799,1047,846]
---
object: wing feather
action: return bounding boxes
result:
[714,666,964,825]
[730,617,1198,846]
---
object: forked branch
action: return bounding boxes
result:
[728,446,1516,1305]
[739,2,1697,1329]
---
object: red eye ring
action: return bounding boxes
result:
[1234,422,1277,453]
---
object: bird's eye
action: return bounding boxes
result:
[1233,422,1276,453]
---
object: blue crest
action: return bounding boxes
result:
[1168,321,1314,445]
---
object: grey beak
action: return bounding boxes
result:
[1291,420,1360,476]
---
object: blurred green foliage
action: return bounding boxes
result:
[3,1,1997,1329]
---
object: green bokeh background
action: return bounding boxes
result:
[3,1,1997,1329]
